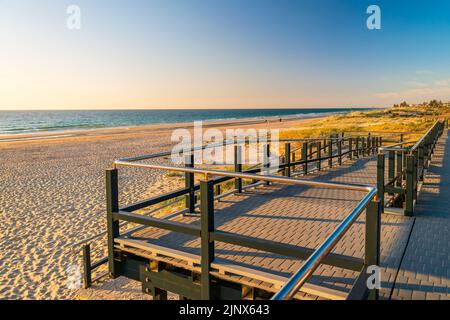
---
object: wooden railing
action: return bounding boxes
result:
[377,121,446,216]
[108,152,379,300]
[78,133,382,291]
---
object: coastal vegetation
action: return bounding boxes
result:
[281,100,450,142]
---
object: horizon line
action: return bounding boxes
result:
[0,106,384,112]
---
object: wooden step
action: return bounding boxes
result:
[211,259,347,300]
[115,237,348,300]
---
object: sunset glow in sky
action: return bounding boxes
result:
[1,0,450,110]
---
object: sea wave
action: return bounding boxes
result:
[0,108,371,136]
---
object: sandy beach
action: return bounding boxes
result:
[0,116,321,300]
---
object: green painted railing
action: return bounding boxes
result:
[377,120,446,216]
[78,133,382,292]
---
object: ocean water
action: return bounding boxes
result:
[0,108,369,135]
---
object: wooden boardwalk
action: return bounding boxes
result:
[73,122,448,300]
[390,131,450,300]
[117,155,414,299]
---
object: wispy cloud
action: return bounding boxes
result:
[415,70,433,75]
[405,80,427,87]
[375,77,450,101]
[435,78,450,86]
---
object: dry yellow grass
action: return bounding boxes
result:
[280,101,450,143]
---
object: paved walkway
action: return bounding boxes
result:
[391,132,450,300]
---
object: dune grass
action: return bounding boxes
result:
[280,100,450,143]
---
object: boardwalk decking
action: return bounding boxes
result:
[118,155,413,299]
[390,132,450,300]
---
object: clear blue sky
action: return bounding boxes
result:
[1,0,449,109]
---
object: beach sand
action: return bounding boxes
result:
[0,116,320,300]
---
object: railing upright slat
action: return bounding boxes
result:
[338,139,342,166]
[413,151,418,200]
[348,138,353,161]
[317,141,322,171]
[328,139,333,168]
[377,154,385,210]
[388,151,395,196]
[396,150,403,188]
[365,200,381,300]
[418,144,424,181]
[200,179,215,300]
[82,244,92,289]
[355,137,360,158]
[106,168,119,278]
[234,145,243,192]
[285,143,291,177]
[264,144,271,185]
[185,154,196,213]
[362,137,366,157]
[302,142,308,175]
[405,155,415,217]
[372,136,376,155]
[292,150,296,173]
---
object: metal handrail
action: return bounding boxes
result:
[409,120,440,152]
[344,130,409,134]
[378,121,441,153]
[117,136,371,164]
[113,160,373,192]
[378,141,410,152]
[272,187,376,300]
